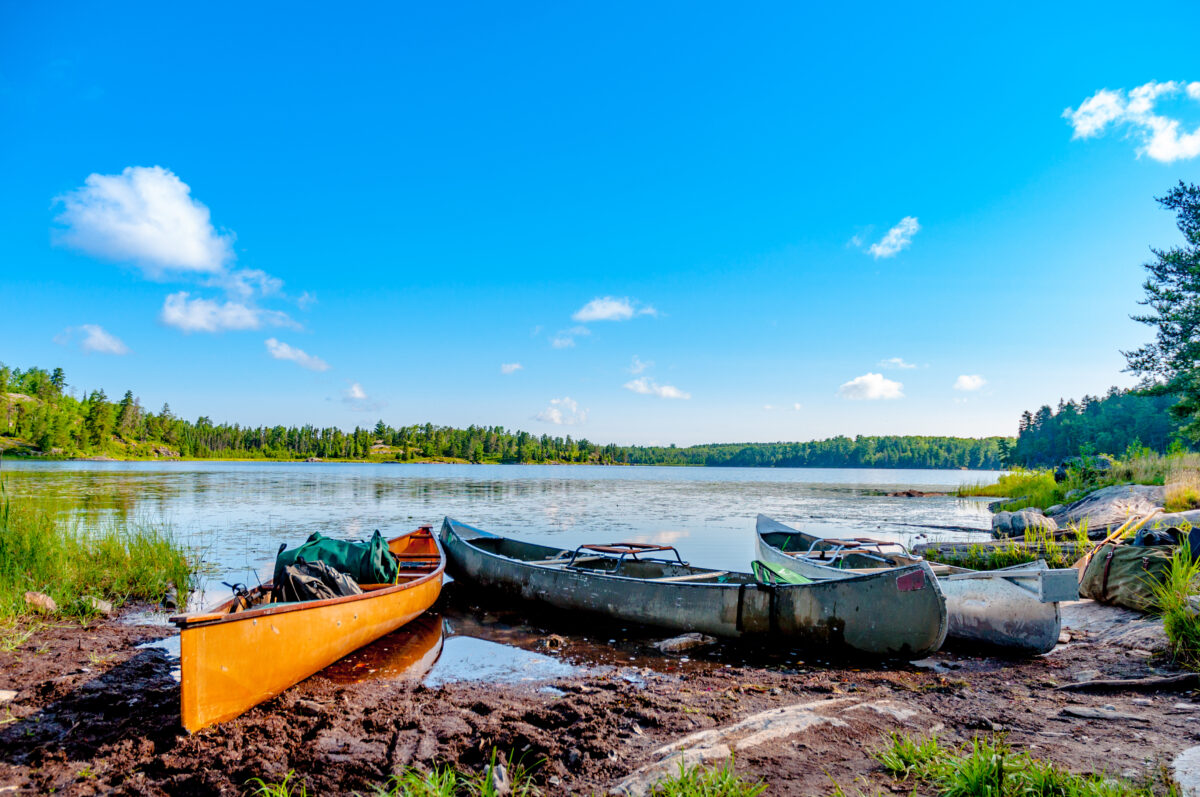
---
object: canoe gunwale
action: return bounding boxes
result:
[169,529,446,629]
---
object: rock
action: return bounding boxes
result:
[1174,746,1200,797]
[1049,484,1165,532]
[1010,508,1058,535]
[23,591,57,614]
[490,760,512,797]
[1046,504,1064,516]
[991,511,1014,537]
[541,634,568,651]
[653,632,717,654]
[0,690,16,703]
[83,596,115,616]
[161,584,178,610]
[294,699,323,716]
[1061,705,1147,722]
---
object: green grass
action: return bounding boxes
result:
[1153,541,1200,670]
[957,453,1200,514]
[0,481,191,624]
[923,525,1092,571]
[872,732,1172,796]
[246,754,765,797]
[648,758,766,797]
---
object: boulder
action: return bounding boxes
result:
[653,632,717,654]
[1048,484,1165,532]
[1011,508,1058,535]
[991,511,1014,537]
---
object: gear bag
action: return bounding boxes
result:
[1079,541,1173,613]
[272,558,364,604]
[273,530,398,587]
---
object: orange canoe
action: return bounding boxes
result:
[170,525,445,733]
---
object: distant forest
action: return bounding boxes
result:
[1010,387,1184,466]
[0,362,1007,469]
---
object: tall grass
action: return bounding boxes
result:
[923,525,1092,571]
[0,481,191,622]
[649,758,767,797]
[1153,541,1200,670]
[873,732,1169,796]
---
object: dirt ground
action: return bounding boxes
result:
[0,600,1195,796]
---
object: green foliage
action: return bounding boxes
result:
[1152,541,1200,670]
[1012,389,1184,467]
[247,771,310,797]
[0,360,1009,468]
[872,733,1165,796]
[648,758,767,797]
[924,526,1089,571]
[0,482,191,623]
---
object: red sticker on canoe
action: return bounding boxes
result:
[896,569,926,592]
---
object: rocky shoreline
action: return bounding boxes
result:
[0,599,1194,795]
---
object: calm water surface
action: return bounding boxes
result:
[6,461,1000,679]
[2,460,999,588]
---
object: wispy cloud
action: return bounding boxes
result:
[535,397,587,425]
[265,338,329,371]
[54,165,309,335]
[624,377,691,400]
[160,291,297,333]
[879,356,917,370]
[54,324,130,355]
[868,217,921,259]
[629,355,652,374]
[343,382,384,412]
[500,362,523,374]
[1064,81,1200,162]
[838,373,903,400]
[953,374,986,391]
[54,165,232,276]
[763,403,802,411]
[550,335,576,349]
[572,296,657,322]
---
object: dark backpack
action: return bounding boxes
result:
[272,558,364,604]
[273,530,398,587]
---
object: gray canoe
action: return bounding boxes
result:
[441,517,948,658]
[755,514,1078,654]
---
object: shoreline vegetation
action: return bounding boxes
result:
[0,484,191,632]
[1,361,1009,469]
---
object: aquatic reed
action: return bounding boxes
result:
[0,481,191,623]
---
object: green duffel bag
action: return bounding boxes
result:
[272,530,398,587]
[1079,542,1173,613]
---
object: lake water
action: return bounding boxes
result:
[4,461,1003,680]
[1,460,999,593]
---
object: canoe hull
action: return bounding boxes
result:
[442,518,947,658]
[176,529,444,733]
[754,515,1062,654]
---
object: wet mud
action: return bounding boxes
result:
[1,593,1196,795]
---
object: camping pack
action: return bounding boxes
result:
[272,558,364,604]
[1079,541,1173,612]
[273,530,399,587]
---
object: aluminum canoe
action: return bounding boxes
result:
[170,525,445,733]
[755,514,1073,654]
[440,517,948,658]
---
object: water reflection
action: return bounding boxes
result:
[1,461,999,603]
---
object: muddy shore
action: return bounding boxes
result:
[0,597,1194,796]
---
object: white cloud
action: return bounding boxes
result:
[265,338,329,371]
[536,397,587,425]
[624,377,691,400]
[550,335,576,349]
[630,355,652,374]
[1064,81,1200,162]
[763,404,774,411]
[572,296,657,322]
[160,291,296,333]
[792,403,803,411]
[879,356,917,370]
[342,381,384,412]
[55,166,233,276]
[215,268,283,300]
[55,324,130,355]
[953,374,986,391]
[868,217,921,259]
[500,363,523,374]
[838,373,903,400]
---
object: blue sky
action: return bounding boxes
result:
[3,2,1200,445]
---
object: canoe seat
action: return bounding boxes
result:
[648,571,729,582]
[751,560,813,585]
[537,555,607,569]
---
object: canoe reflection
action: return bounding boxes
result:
[322,613,445,684]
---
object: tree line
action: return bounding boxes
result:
[0,363,1007,468]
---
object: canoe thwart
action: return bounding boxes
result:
[648,571,730,583]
